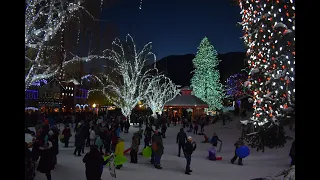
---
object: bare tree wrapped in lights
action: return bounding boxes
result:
[144,75,180,116]
[238,0,295,151]
[25,0,104,90]
[84,34,159,122]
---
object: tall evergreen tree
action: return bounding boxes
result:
[190,37,224,111]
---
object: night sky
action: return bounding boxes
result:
[100,0,245,60]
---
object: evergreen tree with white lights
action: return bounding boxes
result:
[190,37,224,111]
[238,0,295,151]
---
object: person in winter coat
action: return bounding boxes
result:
[48,131,58,166]
[200,121,205,133]
[111,131,118,152]
[210,133,222,150]
[231,138,244,166]
[83,145,105,180]
[74,129,85,156]
[193,122,198,135]
[84,123,91,147]
[95,135,104,154]
[124,120,130,133]
[103,130,111,155]
[115,137,125,169]
[176,128,188,157]
[151,130,164,169]
[62,126,71,148]
[289,140,295,166]
[116,125,120,137]
[37,141,54,180]
[89,127,96,146]
[130,133,141,163]
[183,136,197,175]
[25,142,35,180]
[161,123,167,138]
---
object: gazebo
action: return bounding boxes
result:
[164,86,208,119]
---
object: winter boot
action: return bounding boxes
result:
[238,159,243,166]
[231,157,237,164]
[155,164,162,169]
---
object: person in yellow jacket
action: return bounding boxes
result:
[115,137,125,169]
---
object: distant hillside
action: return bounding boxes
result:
[153,52,247,86]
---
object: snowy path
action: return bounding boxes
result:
[34,116,295,180]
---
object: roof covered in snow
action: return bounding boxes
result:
[164,94,208,108]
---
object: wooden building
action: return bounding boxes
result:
[164,86,208,119]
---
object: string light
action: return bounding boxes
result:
[190,37,225,111]
[84,34,159,121]
[238,0,295,150]
[25,0,101,90]
[139,0,143,10]
[144,75,180,115]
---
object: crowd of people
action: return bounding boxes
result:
[25,111,295,180]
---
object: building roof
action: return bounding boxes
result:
[164,94,208,108]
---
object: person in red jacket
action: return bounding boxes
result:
[62,126,72,148]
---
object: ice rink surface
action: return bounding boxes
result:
[34,116,295,180]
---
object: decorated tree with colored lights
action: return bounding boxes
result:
[25,0,105,90]
[144,75,180,116]
[190,37,225,111]
[84,34,159,122]
[225,72,253,99]
[238,0,295,151]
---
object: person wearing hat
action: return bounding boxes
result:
[83,145,104,180]
[183,136,197,175]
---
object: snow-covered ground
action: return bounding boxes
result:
[34,116,295,180]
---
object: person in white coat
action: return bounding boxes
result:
[89,127,96,146]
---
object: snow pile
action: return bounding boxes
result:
[252,166,295,180]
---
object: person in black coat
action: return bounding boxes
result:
[231,138,244,166]
[25,142,35,180]
[83,145,105,180]
[210,133,222,149]
[48,131,59,166]
[289,140,295,166]
[74,129,85,156]
[183,136,197,175]
[124,120,130,133]
[103,131,112,154]
[176,128,188,157]
[37,141,54,180]
[161,123,167,138]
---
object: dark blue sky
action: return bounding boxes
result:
[100,0,245,60]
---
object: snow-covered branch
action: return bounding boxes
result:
[144,75,180,115]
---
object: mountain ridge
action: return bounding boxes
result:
[152,52,247,86]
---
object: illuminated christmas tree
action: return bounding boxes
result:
[144,75,180,116]
[83,34,159,122]
[190,37,224,111]
[238,0,295,151]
